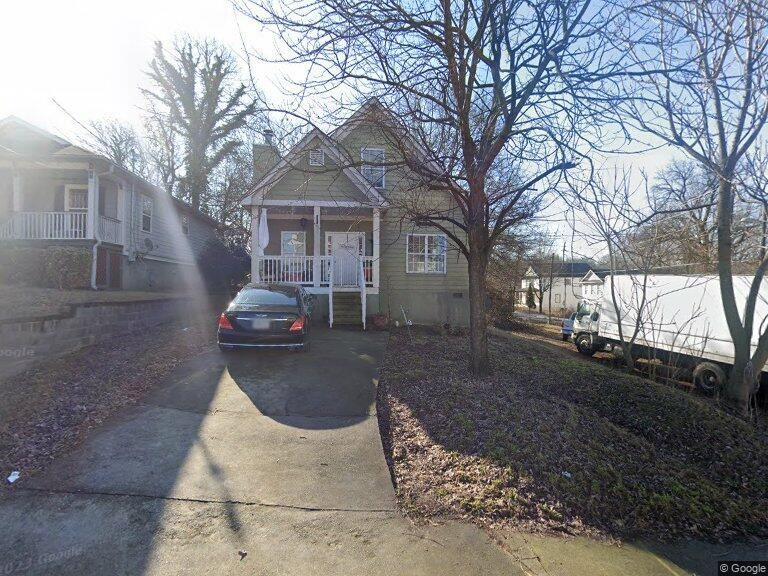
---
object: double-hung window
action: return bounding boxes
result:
[141,195,153,232]
[407,233,447,274]
[361,148,385,188]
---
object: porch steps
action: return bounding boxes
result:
[332,293,364,326]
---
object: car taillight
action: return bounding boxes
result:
[218,313,234,330]
[289,316,305,332]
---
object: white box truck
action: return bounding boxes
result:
[571,275,768,391]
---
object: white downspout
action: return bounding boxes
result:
[89,167,101,290]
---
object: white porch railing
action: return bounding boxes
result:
[254,255,375,290]
[255,256,316,285]
[0,212,88,240]
[98,215,122,245]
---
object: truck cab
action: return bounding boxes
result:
[572,299,607,355]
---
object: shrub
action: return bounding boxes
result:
[197,239,250,294]
[43,247,92,289]
[0,247,46,286]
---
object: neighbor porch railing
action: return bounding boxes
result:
[0,212,89,240]
[98,215,122,245]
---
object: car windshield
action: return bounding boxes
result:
[232,287,299,307]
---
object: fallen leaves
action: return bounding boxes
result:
[377,327,768,542]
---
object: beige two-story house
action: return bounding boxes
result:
[242,100,469,328]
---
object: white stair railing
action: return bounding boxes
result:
[359,258,366,330]
[328,257,334,328]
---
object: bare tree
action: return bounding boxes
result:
[143,37,258,211]
[81,120,149,178]
[741,143,768,262]
[616,0,768,413]
[241,0,617,375]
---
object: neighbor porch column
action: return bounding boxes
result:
[11,171,23,211]
[251,206,261,282]
[313,205,321,287]
[87,166,99,240]
[372,207,380,289]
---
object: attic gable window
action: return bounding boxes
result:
[361,148,385,188]
[309,149,324,166]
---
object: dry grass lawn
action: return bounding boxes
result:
[378,327,768,541]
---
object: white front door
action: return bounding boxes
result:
[326,232,364,286]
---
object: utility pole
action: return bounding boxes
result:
[562,242,567,306]
[547,251,555,324]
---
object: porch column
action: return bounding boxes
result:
[87,167,99,240]
[11,172,23,211]
[251,206,261,282]
[372,207,380,289]
[313,205,321,287]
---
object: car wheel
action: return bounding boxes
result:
[693,361,727,394]
[575,334,595,357]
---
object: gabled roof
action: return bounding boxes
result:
[0,115,70,147]
[0,115,217,227]
[580,269,605,283]
[242,127,386,207]
[527,261,595,278]
[330,98,445,177]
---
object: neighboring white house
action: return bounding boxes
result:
[519,261,596,314]
[579,268,606,300]
[0,116,219,290]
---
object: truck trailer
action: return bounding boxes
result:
[571,274,768,392]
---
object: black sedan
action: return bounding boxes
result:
[217,283,313,351]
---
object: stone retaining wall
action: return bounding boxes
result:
[0,298,195,380]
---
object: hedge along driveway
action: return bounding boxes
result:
[0,245,92,288]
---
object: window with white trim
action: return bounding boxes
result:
[141,194,153,232]
[281,231,306,255]
[309,149,324,166]
[181,215,190,235]
[406,233,447,274]
[361,148,385,188]
[65,186,88,211]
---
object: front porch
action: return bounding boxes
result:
[0,168,124,245]
[250,203,380,294]
[250,203,382,329]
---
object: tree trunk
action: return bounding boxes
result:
[728,351,753,415]
[467,246,489,377]
[716,175,751,415]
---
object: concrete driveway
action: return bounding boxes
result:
[0,326,521,575]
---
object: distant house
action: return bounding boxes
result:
[241,99,470,328]
[0,116,219,290]
[579,268,607,300]
[519,261,595,313]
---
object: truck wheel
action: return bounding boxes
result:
[576,334,595,357]
[693,362,727,394]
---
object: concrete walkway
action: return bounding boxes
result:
[0,327,521,575]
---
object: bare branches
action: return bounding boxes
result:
[143,37,259,210]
